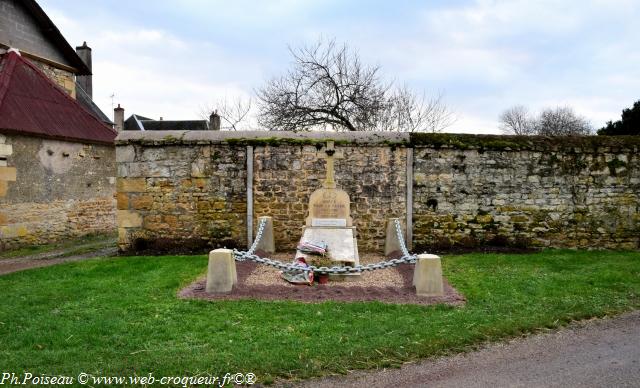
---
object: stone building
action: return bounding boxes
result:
[0,0,111,125]
[0,0,117,249]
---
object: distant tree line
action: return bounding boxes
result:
[500,100,639,137]
[499,105,592,136]
[597,100,640,136]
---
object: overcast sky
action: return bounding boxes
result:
[40,0,639,133]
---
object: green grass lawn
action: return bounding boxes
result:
[0,250,638,384]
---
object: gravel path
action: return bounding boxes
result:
[245,253,403,288]
[286,310,640,388]
[0,246,117,275]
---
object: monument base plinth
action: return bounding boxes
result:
[296,226,361,279]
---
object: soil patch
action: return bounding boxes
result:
[179,253,465,306]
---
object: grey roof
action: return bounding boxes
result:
[124,114,209,131]
[124,114,151,131]
[75,82,113,125]
[142,120,209,131]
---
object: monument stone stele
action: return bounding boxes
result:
[298,141,360,274]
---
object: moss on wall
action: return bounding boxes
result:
[409,133,640,152]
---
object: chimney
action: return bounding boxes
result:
[114,104,124,132]
[75,41,92,98]
[209,111,221,131]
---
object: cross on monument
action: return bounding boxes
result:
[321,141,344,189]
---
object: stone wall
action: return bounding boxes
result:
[254,145,406,251]
[115,131,640,253]
[30,60,76,98]
[0,133,116,249]
[116,142,247,252]
[412,135,640,250]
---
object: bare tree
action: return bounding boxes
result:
[201,97,254,131]
[375,87,455,132]
[499,105,535,135]
[535,106,592,136]
[498,105,592,136]
[257,39,454,132]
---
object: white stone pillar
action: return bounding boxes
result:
[384,217,403,256]
[255,216,275,254]
[206,249,237,293]
[413,254,444,296]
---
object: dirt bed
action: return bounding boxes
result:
[179,253,465,306]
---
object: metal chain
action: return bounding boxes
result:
[245,217,267,256]
[233,250,417,274]
[394,218,410,257]
[232,217,417,274]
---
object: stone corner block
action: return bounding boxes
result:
[117,210,143,228]
[0,144,12,156]
[1,224,29,238]
[206,249,237,293]
[116,177,146,192]
[0,166,16,181]
[117,227,130,248]
[413,254,444,297]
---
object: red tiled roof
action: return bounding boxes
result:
[0,51,116,145]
